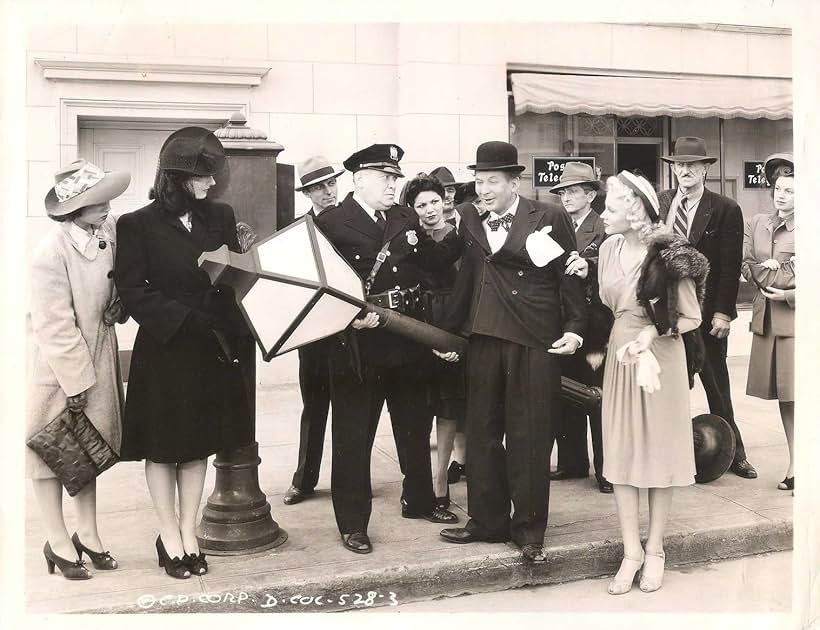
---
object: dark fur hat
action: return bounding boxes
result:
[636,232,709,335]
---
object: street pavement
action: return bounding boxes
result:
[24,320,795,613]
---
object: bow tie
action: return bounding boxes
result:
[486,212,514,232]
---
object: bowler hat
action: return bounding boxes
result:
[763,152,794,186]
[159,126,226,176]
[549,162,602,193]
[429,166,457,186]
[467,141,525,173]
[692,413,737,483]
[344,143,404,177]
[661,137,717,164]
[295,155,345,191]
[44,159,131,217]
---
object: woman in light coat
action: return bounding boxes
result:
[741,153,795,491]
[27,160,130,579]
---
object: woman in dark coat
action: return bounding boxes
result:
[114,127,252,579]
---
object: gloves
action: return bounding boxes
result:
[616,341,662,394]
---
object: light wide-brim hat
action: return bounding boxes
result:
[763,152,794,185]
[44,159,131,217]
[295,155,345,191]
[692,413,737,483]
[661,136,717,164]
[548,161,602,193]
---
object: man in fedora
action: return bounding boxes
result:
[282,156,346,506]
[437,141,586,563]
[659,136,756,479]
[314,144,462,554]
[548,162,613,494]
[429,166,461,229]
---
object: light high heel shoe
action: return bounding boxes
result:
[607,550,644,595]
[639,550,666,593]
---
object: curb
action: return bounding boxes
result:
[80,518,792,614]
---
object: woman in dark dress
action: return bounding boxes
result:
[404,174,467,508]
[114,127,252,579]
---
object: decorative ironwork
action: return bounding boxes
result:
[579,115,614,137]
[617,116,661,137]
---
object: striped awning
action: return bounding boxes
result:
[511,72,792,120]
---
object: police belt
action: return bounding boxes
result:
[366,285,421,313]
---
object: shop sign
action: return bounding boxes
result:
[532,156,596,188]
[743,160,769,189]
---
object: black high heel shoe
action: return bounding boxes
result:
[183,551,208,576]
[72,533,118,570]
[777,476,794,491]
[155,536,191,579]
[43,541,91,580]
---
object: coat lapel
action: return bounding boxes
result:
[342,195,382,241]
[575,212,598,252]
[688,188,715,246]
[459,203,491,254]
[383,206,411,243]
[492,196,538,262]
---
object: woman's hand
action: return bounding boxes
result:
[432,349,459,363]
[66,390,88,412]
[351,311,380,329]
[761,286,788,302]
[630,326,659,356]
[760,258,781,270]
[103,298,126,326]
[564,251,589,279]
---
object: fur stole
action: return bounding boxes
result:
[636,232,709,336]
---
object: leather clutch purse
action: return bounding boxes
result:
[26,408,119,496]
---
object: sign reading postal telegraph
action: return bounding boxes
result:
[533,157,596,188]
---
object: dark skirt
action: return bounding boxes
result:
[120,327,254,463]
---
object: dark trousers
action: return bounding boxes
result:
[291,344,331,491]
[464,335,557,547]
[329,361,435,534]
[698,321,746,462]
[555,354,604,479]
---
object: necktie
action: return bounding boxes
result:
[375,211,386,230]
[674,196,689,239]
[445,217,457,227]
[572,219,579,230]
[486,212,514,232]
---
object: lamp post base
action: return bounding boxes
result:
[197,441,287,556]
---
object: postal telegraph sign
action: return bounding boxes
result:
[533,157,596,188]
[743,160,769,189]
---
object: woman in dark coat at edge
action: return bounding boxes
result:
[114,127,252,579]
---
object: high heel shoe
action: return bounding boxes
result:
[43,541,91,580]
[607,550,644,595]
[639,550,666,593]
[777,477,794,491]
[183,551,208,576]
[155,536,191,579]
[72,533,118,570]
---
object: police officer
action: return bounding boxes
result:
[283,156,345,506]
[315,144,462,554]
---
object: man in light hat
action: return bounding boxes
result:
[437,141,586,563]
[282,156,345,506]
[658,136,756,479]
[314,143,462,554]
[548,162,613,494]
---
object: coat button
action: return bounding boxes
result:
[413,248,418,253]
[518,270,524,276]
[395,285,401,290]
[355,254,360,260]
[392,266,398,272]
[386,251,391,256]
[512,289,518,295]
[107,270,114,279]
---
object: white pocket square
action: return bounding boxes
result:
[525,225,564,267]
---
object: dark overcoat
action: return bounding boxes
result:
[114,199,253,463]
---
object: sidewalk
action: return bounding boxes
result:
[24,353,793,614]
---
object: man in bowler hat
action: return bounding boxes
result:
[282,156,346,506]
[437,141,586,563]
[314,143,462,554]
[658,137,756,479]
[548,162,613,494]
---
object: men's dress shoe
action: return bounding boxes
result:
[341,532,372,554]
[447,461,466,484]
[550,469,589,481]
[283,485,313,505]
[730,459,758,479]
[597,477,614,494]
[401,500,459,524]
[439,528,510,544]
[520,543,546,564]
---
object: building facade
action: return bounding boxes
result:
[25,22,792,384]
